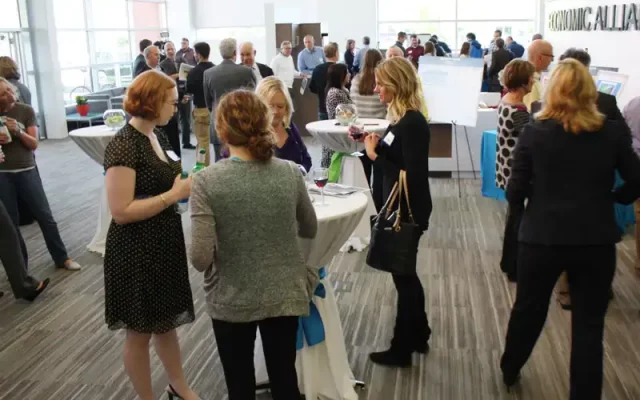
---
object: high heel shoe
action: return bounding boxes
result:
[167,384,183,400]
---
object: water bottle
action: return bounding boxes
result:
[192,148,206,174]
[176,171,189,214]
[0,118,11,144]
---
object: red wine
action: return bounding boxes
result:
[314,178,328,188]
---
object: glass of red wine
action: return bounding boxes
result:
[312,168,329,206]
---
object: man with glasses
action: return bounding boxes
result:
[270,41,306,89]
[524,39,554,111]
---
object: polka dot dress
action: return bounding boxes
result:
[496,104,530,190]
[103,124,195,334]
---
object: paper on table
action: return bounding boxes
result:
[300,77,308,95]
[308,183,368,196]
[178,63,194,81]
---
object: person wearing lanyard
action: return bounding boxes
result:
[298,34,326,75]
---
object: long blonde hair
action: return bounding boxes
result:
[375,57,426,123]
[255,76,294,126]
[536,58,604,134]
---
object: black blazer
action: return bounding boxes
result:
[133,54,149,78]
[507,119,640,246]
[489,48,513,78]
[257,63,274,78]
[374,110,432,230]
[597,92,625,123]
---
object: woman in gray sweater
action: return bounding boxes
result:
[189,90,318,400]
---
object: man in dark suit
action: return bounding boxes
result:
[559,48,625,123]
[133,39,152,78]
[488,38,513,92]
[204,38,256,161]
[309,43,339,121]
[239,42,273,83]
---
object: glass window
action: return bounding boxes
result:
[379,22,456,50]
[53,0,85,29]
[457,0,536,20]
[129,1,167,29]
[57,31,90,68]
[92,31,131,64]
[457,21,535,50]
[61,68,92,103]
[91,63,133,91]
[131,30,164,57]
[197,27,266,64]
[89,0,128,29]
[379,0,455,22]
[0,0,21,29]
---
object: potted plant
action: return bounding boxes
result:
[75,95,90,116]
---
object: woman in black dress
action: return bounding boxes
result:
[103,71,198,400]
[363,57,432,367]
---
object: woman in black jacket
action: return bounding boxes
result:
[500,59,640,399]
[362,57,432,367]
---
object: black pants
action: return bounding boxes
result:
[159,115,181,158]
[178,100,192,146]
[500,204,523,281]
[212,316,300,400]
[0,199,40,298]
[501,243,615,400]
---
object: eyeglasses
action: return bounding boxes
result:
[542,53,555,60]
[166,101,178,109]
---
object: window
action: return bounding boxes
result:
[379,0,455,22]
[53,0,86,29]
[197,27,267,64]
[129,1,167,29]
[92,31,131,64]
[378,0,537,51]
[379,22,456,50]
[0,0,21,29]
[57,31,90,68]
[456,0,536,20]
[89,0,128,29]
[54,0,168,102]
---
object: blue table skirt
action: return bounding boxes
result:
[480,130,635,233]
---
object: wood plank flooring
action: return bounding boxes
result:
[1,137,640,399]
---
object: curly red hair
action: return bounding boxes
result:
[123,70,176,120]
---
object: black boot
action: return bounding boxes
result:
[369,348,412,367]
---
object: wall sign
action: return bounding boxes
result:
[549,4,640,31]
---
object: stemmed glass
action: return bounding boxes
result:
[312,168,329,206]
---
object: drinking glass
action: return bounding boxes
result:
[312,168,329,206]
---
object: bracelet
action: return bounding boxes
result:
[159,193,168,208]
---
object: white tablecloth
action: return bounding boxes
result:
[69,125,117,256]
[255,193,368,400]
[306,119,388,252]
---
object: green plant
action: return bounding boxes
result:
[75,95,88,105]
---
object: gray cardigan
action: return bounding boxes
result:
[189,157,319,322]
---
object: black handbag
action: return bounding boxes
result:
[366,170,422,275]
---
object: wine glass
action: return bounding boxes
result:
[312,168,329,206]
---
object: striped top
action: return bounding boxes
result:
[349,74,387,119]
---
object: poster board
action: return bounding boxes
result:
[418,57,484,127]
[595,71,628,99]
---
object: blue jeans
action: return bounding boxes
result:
[0,168,68,269]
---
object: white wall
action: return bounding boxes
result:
[544,0,639,107]
[167,0,195,42]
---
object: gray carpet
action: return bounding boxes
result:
[1,137,640,399]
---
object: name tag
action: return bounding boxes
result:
[383,132,395,146]
[166,150,181,162]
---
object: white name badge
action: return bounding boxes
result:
[383,132,395,146]
[166,150,181,162]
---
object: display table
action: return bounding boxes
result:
[254,192,368,400]
[480,130,635,232]
[69,125,118,255]
[306,119,388,251]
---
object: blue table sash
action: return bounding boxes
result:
[296,267,327,350]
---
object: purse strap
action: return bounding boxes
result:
[400,170,415,223]
[383,181,400,220]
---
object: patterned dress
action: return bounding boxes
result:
[496,103,530,189]
[103,124,195,333]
